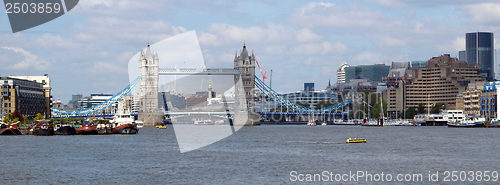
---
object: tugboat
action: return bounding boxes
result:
[110,114,138,134]
[75,121,98,135]
[33,120,54,136]
[55,125,76,135]
[0,123,22,135]
[96,120,113,134]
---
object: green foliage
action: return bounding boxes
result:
[417,103,425,114]
[12,110,24,122]
[34,113,44,121]
[431,103,445,114]
[2,113,12,123]
[404,107,417,119]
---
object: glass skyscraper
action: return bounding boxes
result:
[466,32,494,81]
[344,64,390,83]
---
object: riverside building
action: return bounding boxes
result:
[1,77,48,118]
[385,54,484,119]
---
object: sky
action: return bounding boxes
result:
[1,0,500,103]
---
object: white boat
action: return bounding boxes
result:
[321,122,327,126]
[307,120,316,126]
[110,113,135,124]
[194,120,216,125]
[135,120,144,128]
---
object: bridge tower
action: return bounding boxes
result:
[233,43,258,125]
[138,42,162,125]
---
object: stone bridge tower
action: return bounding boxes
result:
[138,42,162,125]
[233,43,258,125]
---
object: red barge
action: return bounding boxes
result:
[33,120,54,136]
[75,121,98,135]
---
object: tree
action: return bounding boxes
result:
[431,103,445,114]
[405,107,417,119]
[11,110,24,122]
[34,113,44,121]
[417,103,425,114]
[2,113,12,123]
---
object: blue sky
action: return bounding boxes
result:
[1,0,500,102]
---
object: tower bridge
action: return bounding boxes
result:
[51,43,351,125]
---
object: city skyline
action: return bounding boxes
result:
[1,0,500,102]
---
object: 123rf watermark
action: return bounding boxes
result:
[290,170,499,183]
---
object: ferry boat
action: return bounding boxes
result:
[33,120,54,136]
[447,121,478,128]
[346,137,367,143]
[414,110,466,126]
[110,114,138,134]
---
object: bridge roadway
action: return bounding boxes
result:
[159,68,240,75]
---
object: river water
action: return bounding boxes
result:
[1,125,499,184]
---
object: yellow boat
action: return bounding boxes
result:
[156,125,167,129]
[346,137,367,143]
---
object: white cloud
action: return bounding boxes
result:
[466,3,500,24]
[292,2,387,29]
[295,28,322,42]
[438,37,465,53]
[352,53,386,65]
[0,47,51,70]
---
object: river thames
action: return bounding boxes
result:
[1,125,499,184]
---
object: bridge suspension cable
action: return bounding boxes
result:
[254,75,351,112]
[51,76,142,115]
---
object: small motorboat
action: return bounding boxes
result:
[155,125,167,129]
[346,137,367,143]
[135,120,144,128]
[321,122,327,126]
[307,120,316,126]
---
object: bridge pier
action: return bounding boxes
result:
[233,112,260,126]
[138,112,163,126]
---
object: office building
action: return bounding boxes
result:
[1,77,47,118]
[386,54,484,118]
[459,50,467,62]
[344,64,390,83]
[481,82,500,120]
[337,62,350,84]
[9,75,51,117]
[461,82,484,117]
[283,90,338,108]
[304,83,314,92]
[79,94,116,114]
[466,32,494,81]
